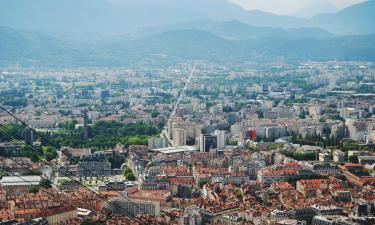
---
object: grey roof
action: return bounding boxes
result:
[0,176,41,186]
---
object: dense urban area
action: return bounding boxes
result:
[0,60,374,225]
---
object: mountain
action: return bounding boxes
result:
[0,27,73,65]
[132,20,334,40]
[1,27,374,67]
[311,0,375,35]
[0,0,208,35]
[1,0,373,36]
[0,0,308,36]
[292,2,338,18]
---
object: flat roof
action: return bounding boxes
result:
[150,146,198,154]
[0,176,41,186]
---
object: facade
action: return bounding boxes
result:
[333,150,345,163]
[312,215,358,225]
[46,209,78,225]
[76,162,111,177]
[358,156,375,165]
[0,176,41,197]
[148,137,168,149]
[106,197,160,217]
[199,134,218,153]
[173,129,186,147]
[215,130,226,150]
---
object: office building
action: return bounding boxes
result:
[199,134,217,153]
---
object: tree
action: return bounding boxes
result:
[43,146,58,161]
[39,179,52,189]
[123,167,136,181]
[125,173,136,181]
[299,109,306,119]
[234,188,243,201]
[0,171,9,179]
[198,180,208,188]
[29,186,40,194]
[21,169,41,176]
[81,220,102,225]
[349,155,358,163]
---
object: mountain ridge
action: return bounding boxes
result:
[1,26,374,67]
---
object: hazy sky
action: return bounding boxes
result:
[229,0,366,16]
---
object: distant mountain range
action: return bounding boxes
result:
[131,20,334,40]
[1,26,375,67]
[310,0,375,35]
[0,0,374,66]
[0,0,374,35]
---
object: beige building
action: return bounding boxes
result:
[173,129,186,147]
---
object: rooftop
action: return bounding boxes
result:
[0,176,41,186]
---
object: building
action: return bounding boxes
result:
[310,205,342,216]
[24,127,34,146]
[296,179,330,198]
[83,110,89,140]
[247,161,265,179]
[312,215,359,225]
[76,162,111,177]
[333,150,345,163]
[215,130,226,150]
[257,162,312,184]
[199,134,218,153]
[0,176,41,197]
[106,197,160,217]
[46,208,78,225]
[346,120,368,142]
[148,137,168,149]
[319,152,331,162]
[357,156,375,165]
[173,129,186,147]
[168,116,183,139]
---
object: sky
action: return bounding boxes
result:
[229,0,367,16]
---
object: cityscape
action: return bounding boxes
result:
[0,0,375,225]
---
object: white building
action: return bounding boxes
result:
[333,150,345,163]
[215,130,227,150]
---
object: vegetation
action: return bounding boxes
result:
[283,151,317,161]
[0,171,9,179]
[80,220,103,225]
[50,121,161,149]
[123,167,136,181]
[234,188,243,201]
[39,179,52,189]
[21,169,42,176]
[198,180,209,188]
[29,186,40,194]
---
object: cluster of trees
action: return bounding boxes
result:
[290,134,339,148]
[19,145,57,162]
[29,179,52,194]
[1,120,159,160]
[2,98,28,107]
[283,151,317,161]
[0,123,24,143]
[123,167,136,181]
[49,121,161,149]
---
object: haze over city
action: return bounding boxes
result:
[0,0,374,225]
